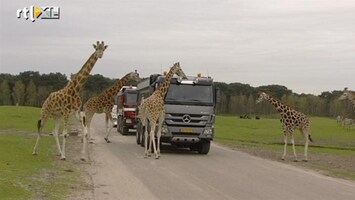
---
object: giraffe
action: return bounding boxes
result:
[338,87,355,108]
[81,71,140,160]
[139,62,187,159]
[256,92,313,161]
[32,41,108,160]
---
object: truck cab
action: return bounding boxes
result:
[115,86,138,135]
[136,74,219,154]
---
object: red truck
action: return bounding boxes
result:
[114,86,138,135]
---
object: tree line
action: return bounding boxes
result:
[0,71,115,107]
[215,82,353,118]
[0,71,352,118]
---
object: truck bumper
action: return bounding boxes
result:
[160,125,214,144]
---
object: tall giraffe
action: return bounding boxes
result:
[256,92,313,161]
[81,71,140,161]
[338,87,355,108]
[32,41,108,160]
[139,62,187,159]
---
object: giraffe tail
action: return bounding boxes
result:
[82,115,86,126]
[37,119,42,133]
[308,134,313,142]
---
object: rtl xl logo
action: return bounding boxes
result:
[17,6,60,22]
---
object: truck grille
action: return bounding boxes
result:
[165,113,208,127]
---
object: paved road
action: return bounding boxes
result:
[87,114,355,200]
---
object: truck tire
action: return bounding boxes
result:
[117,116,123,134]
[140,126,145,147]
[116,117,121,133]
[136,123,141,144]
[197,140,210,155]
[121,126,128,135]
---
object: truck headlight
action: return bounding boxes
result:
[203,128,213,135]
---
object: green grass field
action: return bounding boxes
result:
[0,106,84,200]
[1,106,354,199]
[0,106,54,132]
[215,116,355,179]
[216,116,355,151]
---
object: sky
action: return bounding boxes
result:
[1,0,354,95]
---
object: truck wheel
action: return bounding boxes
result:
[117,116,122,134]
[190,145,198,152]
[136,123,141,144]
[140,126,145,147]
[116,117,121,133]
[121,126,128,135]
[197,140,210,155]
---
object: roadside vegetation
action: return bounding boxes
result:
[0,106,89,200]
[215,116,355,180]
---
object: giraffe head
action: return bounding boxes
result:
[171,62,187,79]
[339,87,353,100]
[126,70,141,83]
[93,41,108,59]
[256,92,269,104]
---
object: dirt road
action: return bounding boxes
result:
[85,114,355,200]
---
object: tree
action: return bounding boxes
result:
[37,86,52,106]
[256,85,292,100]
[26,79,38,106]
[12,80,26,106]
[0,80,12,105]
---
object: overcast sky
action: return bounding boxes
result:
[1,0,354,95]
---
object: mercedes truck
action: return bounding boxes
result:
[136,74,219,154]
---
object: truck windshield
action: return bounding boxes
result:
[165,84,213,105]
[125,93,137,105]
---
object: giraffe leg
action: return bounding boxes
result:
[60,119,69,160]
[303,129,309,162]
[74,110,84,136]
[104,113,113,143]
[33,119,46,155]
[85,112,94,144]
[144,119,150,158]
[282,133,287,160]
[147,121,154,156]
[53,118,63,156]
[156,112,165,158]
[81,124,89,161]
[150,123,159,159]
[290,133,298,162]
[32,133,41,155]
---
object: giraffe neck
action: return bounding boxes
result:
[102,74,132,99]
[265,95,287,113]
[348,92,355,101]
[350,96,355,107]
[157,70,175,99]
[66,53,98,94]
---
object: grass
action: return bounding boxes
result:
[0,106,54,132]
[0,106,85,200]
[215,116,355,180]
